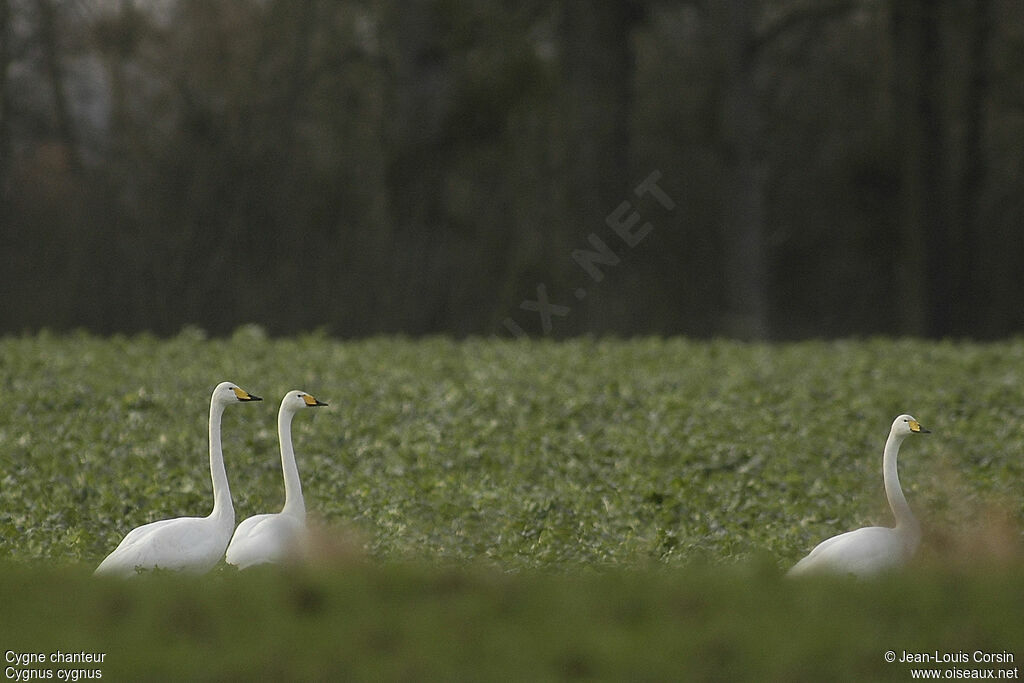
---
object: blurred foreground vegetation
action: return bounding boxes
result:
[1,561,1022,680]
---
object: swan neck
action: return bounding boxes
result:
[208,400,234,525]
[279,406,306,519]
[883,431,919,543]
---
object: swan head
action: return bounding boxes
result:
[891,414,929,437]
[281,390,328,413]
[213,381,262,405]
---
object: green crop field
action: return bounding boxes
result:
[1,331,1022,680]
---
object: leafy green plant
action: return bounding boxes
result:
[2,332,1022,568]
[1,333,1021,678]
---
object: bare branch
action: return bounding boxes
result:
[754,0,867,56]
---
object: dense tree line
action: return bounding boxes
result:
[1,0,1021,339]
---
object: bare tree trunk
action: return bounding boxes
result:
[559,0,639,332]
[383,0,453,332]
[95,0,140,152]
[0,0,11,333]
[891,0,944,336]
[559,0,636,217]
[36,0,79,170]
[954,0,991,335]
[710,0,862,339]
[0,0,11,198]
[718,0,768,339]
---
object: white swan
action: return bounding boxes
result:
[94,382,262,577]
[225,390,327,569]
[788,414,929,577]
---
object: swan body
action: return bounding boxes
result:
[94,382,262,577]
[225,390,327,569]
[788,414,929,578]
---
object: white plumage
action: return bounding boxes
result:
[225,390,327,569]
[788,414,929,578]
[94,382,262,577]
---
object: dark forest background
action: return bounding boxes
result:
[1,0,1022,339]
